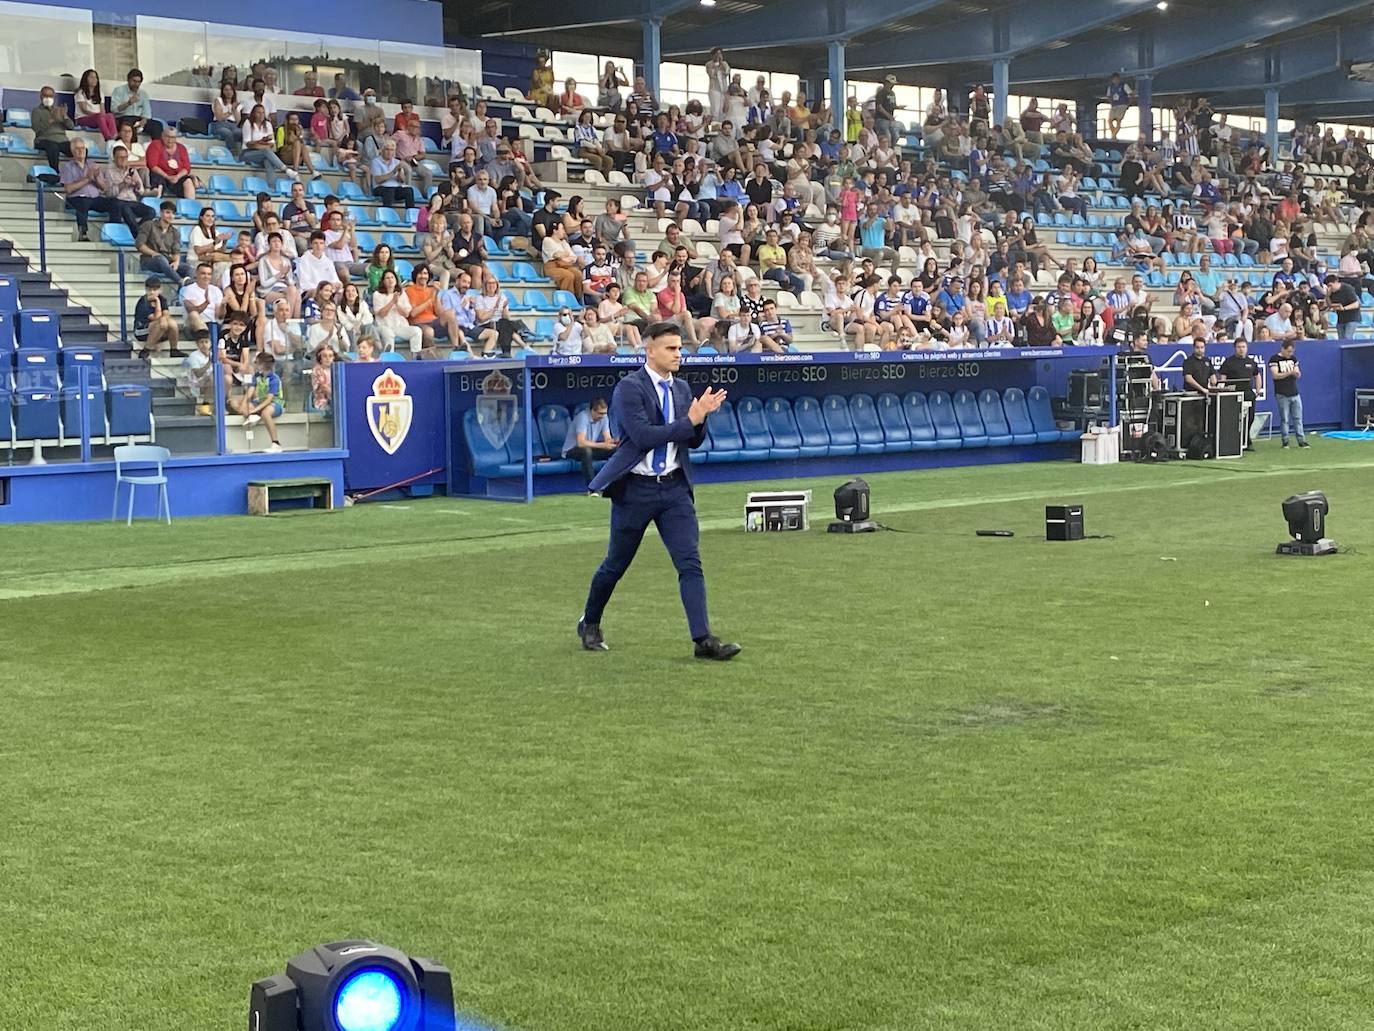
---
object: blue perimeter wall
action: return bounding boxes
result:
[39,0,443,45]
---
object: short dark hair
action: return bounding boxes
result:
[590,396,608,410]
[309,230,326,243]
[644,321,682,343]
[159,200,176,213]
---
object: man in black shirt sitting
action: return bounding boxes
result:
[1214,338,1261,448]
[1182,336,1213,395]
[531,190,563,244]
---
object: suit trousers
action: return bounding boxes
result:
[584,471,709,640]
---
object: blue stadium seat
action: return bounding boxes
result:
[820,394,859,456]
[60,385,105,442]
[534,404,571,459]
[523,289,559,312]
[0,311,14,355]
[875,392,912,452]
[791,396,833,456]
[207,174,240,196]
[1238,253,1255,267]
[0,132,37,155]
[307,178,332,199]
[354,231,378,253]
[704,401,746,462]
[17,310,58,352]
[106,383,152,434]
[273,178,296,197]
[16,348,58,390]
[176,199,201,220]
[925,390,963,449]
[507,413,573,474]
[463,407,518,476]
[59,346,103,384]
[15,388,59,440]
[5,108,32,128]
[239,175,271,196]
[486,260,511,281]
[0,275,21,313]
[205,145,235,165]
[976,388,1016,447]
[846,394,887,455]
[100,223,134,247]
[381,232,410,252]
[552,290,583,310]
[900,391,941,450]
[765,396,816,457]
[393,259,415,282]
[350,205,379,226]
[212,200,242,222]
[735,396,789,459]
[338,181,367,201]
[1027,385,1077,442]
[26,163,58,185]
[999,387,1042,445]
[951,390,989,447]
[484,235,509,256]
[510,262,542,283]
[377,208,406,227]
[528,318,555,341]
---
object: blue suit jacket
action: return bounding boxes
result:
[587,368,706,498]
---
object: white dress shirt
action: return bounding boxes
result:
[631,365,681,475]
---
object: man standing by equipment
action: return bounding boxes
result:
[579,322,742,661]
[1213,338,1261,449]
[1182,335,1213,395]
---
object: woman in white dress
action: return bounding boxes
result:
[705,48,731,124]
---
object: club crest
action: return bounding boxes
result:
[475,367,519,448]
[366,368,413,455]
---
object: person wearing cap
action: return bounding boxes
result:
[873,75,899,149]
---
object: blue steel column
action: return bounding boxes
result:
[992,58,1009,129]
[1137,74,1153,143]
[1264,87,1280,159]
[642,17,662,101]
[828,39,846,135]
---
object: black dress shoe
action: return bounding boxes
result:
[577,617,608,651]
[694,635,741,661]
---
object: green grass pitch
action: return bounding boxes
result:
[5,442,1374,1031]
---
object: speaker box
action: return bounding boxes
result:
[1067,369,1104,409]
[1045,504,1084,541]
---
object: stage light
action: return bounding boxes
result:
[700,0,717,6]
[1276,491,1338,556]
[250,940,455,1031]
[1156,1,1168,9]
[827,478,878,533]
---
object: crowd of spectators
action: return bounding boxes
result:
[14,53,1374,362]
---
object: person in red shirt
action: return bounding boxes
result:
[393,99,418,136]
[293,70,325,98]
[654,269,700,346]
[145,125,196,199]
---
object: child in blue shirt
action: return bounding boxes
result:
[230,351,285,452]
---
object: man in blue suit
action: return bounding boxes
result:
[579,322,742,660]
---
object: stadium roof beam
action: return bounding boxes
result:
[1214,71,1374,114]
[473,0,698,37]
[1008,0,1371,86]
[845,0,1158,72]
[1152,25,1374,96]
[661,0,947,56]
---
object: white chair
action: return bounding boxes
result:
[541,126,566,142]
[683,219,705,236]
[510,105,533,121]
[503,88,526,103]
[735,266,757,283]
[550,145,572,161]
[595,112,613,128]
[480,85,502,100]
[517,123,538,140]
[799,290,823,308]
[607,170,632,186]
[694,240,718,258]
[583,169,607,186]
[534,106,558,123]
[774,291,798,309]
[620,194,640,211]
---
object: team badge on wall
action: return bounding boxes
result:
[476,368,518,448]
[366,368,413,455]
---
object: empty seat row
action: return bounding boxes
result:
[5,346,104,390]
[464,389,1077,478]
[0,308,61,352]
[0,382,151,444]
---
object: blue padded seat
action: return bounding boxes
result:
[951,389,989,447]
[534,404,572,460]
[1027,385,1078,442]
[975,388,1016,447]
[874,392,912,452]
[708,400,768,462]
[924,390,963,449]
[900,391,942,450]
[820,394,859,456]
[791,396,833,457]
[999,387,1043,445]
[765,397,817,458]
[16,310,58,352]
[846,394,887,455]
[736,396,792,459]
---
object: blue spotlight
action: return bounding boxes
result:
[250,940,455,1031]
[334,968,405,1031]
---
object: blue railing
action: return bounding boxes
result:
[34,179,47,273]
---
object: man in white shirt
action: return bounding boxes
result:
[296,231,341,299]
[465,170,500,239]
[179,263,223,336]
[726,308,765,353]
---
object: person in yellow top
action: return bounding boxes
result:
[844,96,863,142]
[529,50,554,108]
